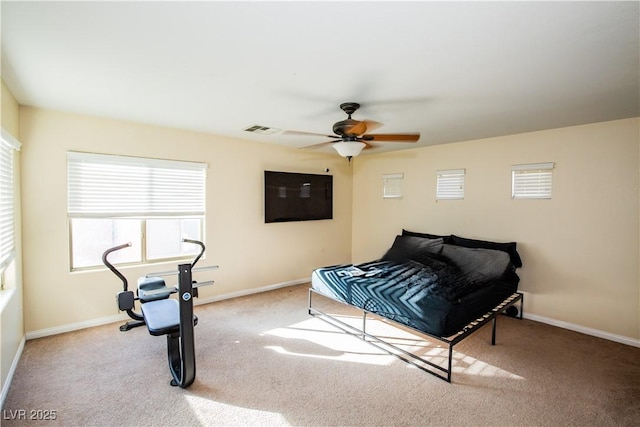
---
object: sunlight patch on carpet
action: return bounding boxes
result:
[452,353,525,379]
[184,394,288,426]
[264,315,525,379]
[263,317,397,366]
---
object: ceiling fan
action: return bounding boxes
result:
[285,102,420,160]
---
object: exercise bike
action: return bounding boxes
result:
[102,238,217,388]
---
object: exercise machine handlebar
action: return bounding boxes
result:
[145,238,217,279]
[136,279,216,298]
[102,238,212,283]
[145,266,218,279]
[102,242,132,291]
[101,239,214,328]
[184,238,205,268]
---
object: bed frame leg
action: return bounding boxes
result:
[447,344,453,383]
[491,317,497,345]
[492,292,524,346]
[362,312,367,339]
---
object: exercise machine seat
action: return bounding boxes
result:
[140,299,198,336]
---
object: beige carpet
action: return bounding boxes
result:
[3,283,639,426]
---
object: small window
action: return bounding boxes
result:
[436,169,465,200]
[512,162,554,199]
[383,173,403,199]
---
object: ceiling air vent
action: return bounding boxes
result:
[244,125,280,135]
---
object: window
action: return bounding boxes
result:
[436,169,465,200]
[0,129,20,277]
[512,162,554,199]
[67,152,207,270]
[383,173,404,199]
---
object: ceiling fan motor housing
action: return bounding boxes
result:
[333,102,362,136]
[333,119,361,136]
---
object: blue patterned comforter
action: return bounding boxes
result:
[311,257,518,337]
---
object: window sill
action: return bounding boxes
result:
[0,288,16,313]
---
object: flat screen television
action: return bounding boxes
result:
[264,171,333,223]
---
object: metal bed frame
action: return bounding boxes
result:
[308,288,523,383]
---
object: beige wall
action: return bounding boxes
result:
[1,80,19,134]
[1,78,24,400]
[12,105,640,343]
[353,118,640,340]
[19,107,353,333]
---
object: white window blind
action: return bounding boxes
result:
[436,169,465,200]
[67,152,207,217]
[512,162,554,199]
[383,173,404,199]
[0,129,21,272]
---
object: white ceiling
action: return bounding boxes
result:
[2,1,639,155]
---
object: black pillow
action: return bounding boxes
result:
[382,235,444,264]
[402,229,453,243]
[449,235,522,268]
[440,244,511,282]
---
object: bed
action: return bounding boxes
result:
[308,230,524,382]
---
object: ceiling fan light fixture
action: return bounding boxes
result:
[333,141,366,159]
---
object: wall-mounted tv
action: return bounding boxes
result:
[264,171,333,223]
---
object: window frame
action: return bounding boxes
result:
[67,151,207,271]
[511,162,554,199]
[68,216,205,271]
[383,173,404,199]
[436,169,465,200]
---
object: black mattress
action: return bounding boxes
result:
[311,235,520,338]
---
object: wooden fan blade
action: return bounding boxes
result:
[344,119,383,136]
[284,130,336,138]
[362,133,420,142]
[361,120,383,133]
[363,141,377,150]
[343,120,366,136]
[299,140,340,149]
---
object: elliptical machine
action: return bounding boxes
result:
[102,238,217,388]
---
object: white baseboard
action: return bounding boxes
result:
[523,312,640,348]
[194,277,308,306]
[1,336,25,409]
[25,278,309,340]
[24,279,639,349]
[25,313,126,340]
